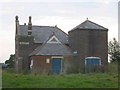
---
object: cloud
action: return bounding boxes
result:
[0,30,15,63]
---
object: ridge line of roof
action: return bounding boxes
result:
[20,25,68,36]
[20,25,56,27]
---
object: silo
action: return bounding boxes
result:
[68,19,108,73]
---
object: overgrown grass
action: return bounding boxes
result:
[2,70,118,88]
[2,62,118,88]
[108,61,118,74]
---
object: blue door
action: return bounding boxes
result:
[52,58,61,74]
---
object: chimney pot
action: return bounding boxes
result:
[55,25,57,27]
[24,23,26,25]
[29,16,32,23]
[15,16,18,21]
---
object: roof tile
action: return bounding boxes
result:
[19,25,68,44]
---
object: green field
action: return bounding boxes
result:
[2,70,118,88]
[2,62,118,88]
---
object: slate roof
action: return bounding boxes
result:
[30,43,73,56]
[19,25,68,44]
[29,35,73,56]
[70,19,108,31]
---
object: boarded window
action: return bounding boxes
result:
[85,57,101,73]
[46,58,50,63]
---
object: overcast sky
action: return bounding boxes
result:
[0,0,119,63]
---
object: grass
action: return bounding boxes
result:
[2,62,118,88]
[2,70,118,88]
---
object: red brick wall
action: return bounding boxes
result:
[31,55,75,74]
[31,56,51,74]
[69,29,108,73]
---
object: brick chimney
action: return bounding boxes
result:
[15,16,19,35]
[28,16,32,36]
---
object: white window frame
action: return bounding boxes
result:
[47,36,61,44]
[30,59,33,70]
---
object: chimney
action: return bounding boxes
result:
[28,16,32,36]
[24,23,26,25]
[55,25,57,27]
[15,16,19,35]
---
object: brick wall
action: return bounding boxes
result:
[15,35,42,72]
[31,55,75,74]
[68,29,108,73]
[31,56,51,74]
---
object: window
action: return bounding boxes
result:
[30,59,33,70]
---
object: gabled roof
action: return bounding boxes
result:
[29,34,73,56]
[19,25,68,44]
[70,19,108,32]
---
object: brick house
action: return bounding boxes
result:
[15,16,108,74]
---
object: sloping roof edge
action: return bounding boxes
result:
[69,19,108,32]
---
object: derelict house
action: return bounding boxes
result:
[68,19,108,73]
[15,16,74,74]
[15,16,108,74]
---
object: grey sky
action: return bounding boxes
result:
[0,0,118,63]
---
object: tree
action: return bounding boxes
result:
[5,54,15,68]
[108,38,120,62]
